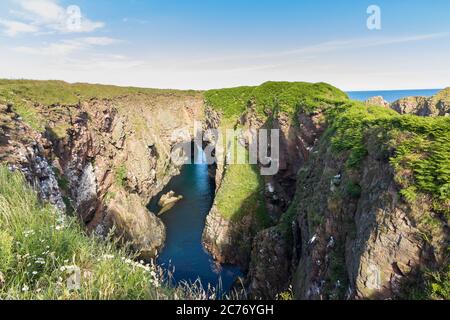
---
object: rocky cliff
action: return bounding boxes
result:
[0,80,204,260]
[203,84,449,300]
[390,88,450,116]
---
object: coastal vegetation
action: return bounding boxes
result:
[204,81,349,123]
[0,79,198,132]
[214,162,270,228]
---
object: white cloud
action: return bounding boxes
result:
[189,31,450,66]
[0,19,38,36]
[0,0,105,36]
[18,0,64,23]
[82,37,121,46]
[14,37,121,56]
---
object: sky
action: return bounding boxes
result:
[0,0,449,91]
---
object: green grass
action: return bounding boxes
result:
[9,101,45,132]
[325,101,450,218]
[48,123,71,140]
[0,79,196,106]
[426,263,450,300]
[0,79,199,133]
[0,165,224,300]
[115,164,128,188]
[204,81,349,124]
[214,163,270,228]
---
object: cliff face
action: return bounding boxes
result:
[203,84,449,300]
[0,82,204,260]
[289,135,444,299]
[390,88,450,116]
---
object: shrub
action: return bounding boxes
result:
[115,164,128,188]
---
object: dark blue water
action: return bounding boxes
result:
[149,149,242,292]
[347,89,441,103]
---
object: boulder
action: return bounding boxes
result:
[157,191,183,215]
[105,190,166,261]
[365,96,389,107]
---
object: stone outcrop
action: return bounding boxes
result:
[1,91,204,260]
[202,101,327,277]
[157,191,183,215]
[0,104,65,211]
[247,228,291,299]
[158,191,183,208]
[390,88,450,116]
[365,96,389,107]
[203,206,259,270]
[290,133,448,300]
[105,190,166,260]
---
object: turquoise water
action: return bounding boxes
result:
[149,148,242,292]
[149,88,442,292]
[347,89,441,103]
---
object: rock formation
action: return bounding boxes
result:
[202,84,449,300]
[0,84,204,261]
[157,191,183,215]
[390,88,450,116]
[365,96,389,107]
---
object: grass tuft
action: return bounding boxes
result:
[0,165,231,300]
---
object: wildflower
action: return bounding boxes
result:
[32,271,38,275]
[23,230,35,238]
[22,285,29,292]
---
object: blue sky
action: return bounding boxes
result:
[0,0,449,90]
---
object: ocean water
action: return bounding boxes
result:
[148,147,242,293]
[347,89,441,103]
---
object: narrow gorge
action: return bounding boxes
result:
[0,80,448,300]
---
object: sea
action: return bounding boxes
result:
[347,89,441,103]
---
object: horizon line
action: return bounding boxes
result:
[0,76,446,93]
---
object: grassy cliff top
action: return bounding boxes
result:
[431,87,450,105]
[0,79,199,106]
[326,100,450,216]
[204,81,349,122]
[0,79,202,132]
